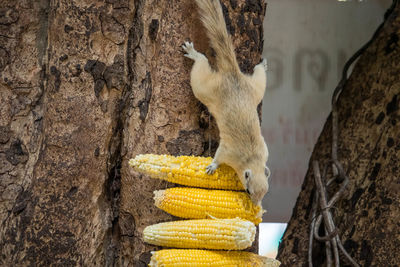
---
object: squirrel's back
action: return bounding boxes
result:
[183,0,269,205]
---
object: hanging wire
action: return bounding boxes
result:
[308,1,398,266]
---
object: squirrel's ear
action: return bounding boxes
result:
[265,166,271,178]
[244,170,252,180]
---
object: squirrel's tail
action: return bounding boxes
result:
[195,0,240,73]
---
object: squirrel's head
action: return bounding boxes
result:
[243,166,270,206]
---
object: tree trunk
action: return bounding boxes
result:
[119,0,266,265]
[0,0,266,266]
[277,3,400,267]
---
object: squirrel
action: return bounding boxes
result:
[182,0,270,206]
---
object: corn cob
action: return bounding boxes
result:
[143,218,255,250]
[154,188,263,224]
[128,154,244,190]
[149,249,281,267]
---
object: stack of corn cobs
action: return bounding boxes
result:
[129,154,281,267]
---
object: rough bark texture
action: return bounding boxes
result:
[277,4,400,267]
[0,0,266,266]
[119,0,266,265]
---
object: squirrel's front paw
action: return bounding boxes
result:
[206,162,218,175]
[182,41,197,60]
[261,58,268,71]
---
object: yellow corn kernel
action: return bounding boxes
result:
[128,154,243,190]
[154,188,264,225]
[149,249,281,267]
[143,218,255,250]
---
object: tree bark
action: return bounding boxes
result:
[277,3,400,267]
[119,0,266,265]
[0,0,266,266]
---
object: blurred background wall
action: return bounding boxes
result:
[261,0,391,223]
[259,0,391,257]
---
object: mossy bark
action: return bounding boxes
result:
[0,0,266,265]
[277,4,400,267]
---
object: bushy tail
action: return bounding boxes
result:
[195,0,240,73]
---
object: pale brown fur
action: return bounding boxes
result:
[182,0,269,206]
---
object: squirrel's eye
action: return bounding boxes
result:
[246,189,250,194]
